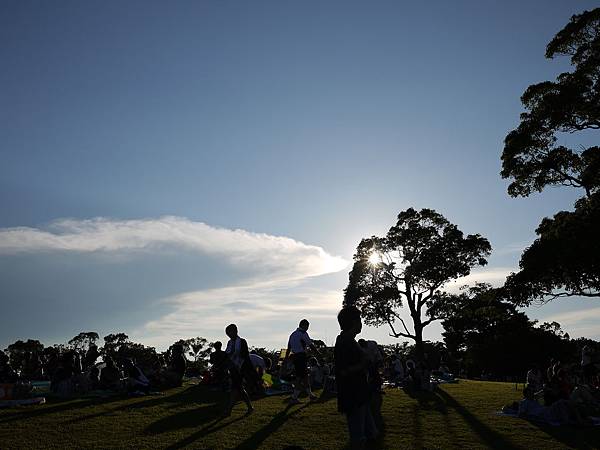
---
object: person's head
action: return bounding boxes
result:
[213,341,222,351]
[337,305,362,334]
[358,338,366,348]
[299,319,309,331]
[225,324,238,339]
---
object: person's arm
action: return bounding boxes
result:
[309,342,322,357]
[283,335,292,361]
[240,339,249,359]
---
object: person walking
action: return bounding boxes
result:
[224,324,254,416]
[284,319,321,404]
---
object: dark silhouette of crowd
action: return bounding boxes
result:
[500,346,600,426]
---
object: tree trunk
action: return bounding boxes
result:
[414,323,424,362]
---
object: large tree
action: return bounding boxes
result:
[501,8,600,302]
[344,208,491,359]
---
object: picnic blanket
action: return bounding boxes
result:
[495,410,600,427]
[0,397,46,408]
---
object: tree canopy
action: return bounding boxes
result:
[344,208,491,359]
[501,8,600,198]
[501,8,600,303]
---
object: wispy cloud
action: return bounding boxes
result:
[0,216,348,282]
[137,284,344,349]
[535,307,600,340]
[0,217,349,348]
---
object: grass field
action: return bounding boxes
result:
[1,380,598,449]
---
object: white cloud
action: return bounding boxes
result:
[0,216,348,282]
[0,217,350,349]
[135,283,344,349]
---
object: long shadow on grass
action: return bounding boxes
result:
[232,403,311,450]
[145,403,222,434]
[64,385,225,425]
[436,388,518,449]
[0,396,127,424]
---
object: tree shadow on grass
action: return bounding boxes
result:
[404,387,448,413]
[436,388,518,449]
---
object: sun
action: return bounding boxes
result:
[368,252,381,265]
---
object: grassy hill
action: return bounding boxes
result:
[1,380,598,449]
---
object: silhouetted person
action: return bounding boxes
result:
[124,358,150,393]
[359,339,384,429]
[100,357,122,391]
[334,306,378,449]
[581,345,596,384]
[224,323,253,416]
[209,341,228,389]
[284,319,321,404]
[165,343,186,387]
[526,364,543,394]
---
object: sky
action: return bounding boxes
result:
[1,0,599,351]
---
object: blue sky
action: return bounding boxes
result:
[1,1,598,350]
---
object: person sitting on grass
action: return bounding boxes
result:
[334,306,378,449]
[51,351,77,396]
[249,352,267,395]
[124,358,150,394]
[163,343,186,388]
[526,363,543,395]
[519,386,586,425]
[224,324,254,416]
[308,357,325,389]
[100,357,122,391]
[209,341,229,389]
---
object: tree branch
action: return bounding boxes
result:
[391,312,412,336]
[386,318,415,340]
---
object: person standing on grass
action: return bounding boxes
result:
[224,324,254,416]
[284,318,321,404]
[335,306,378,449]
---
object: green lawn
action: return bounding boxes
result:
[1,380,598,449]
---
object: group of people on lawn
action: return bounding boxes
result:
[0,343,187,398]
[509,348,600,425]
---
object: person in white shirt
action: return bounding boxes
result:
[284,319,321,404]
